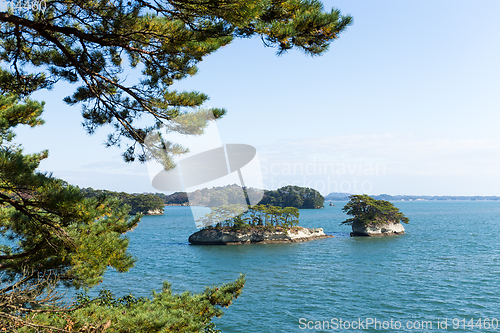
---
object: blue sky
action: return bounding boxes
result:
[15,0,500,196]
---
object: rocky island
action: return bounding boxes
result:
[341,194,409,237]
[189,226,331,245]
[350,220,405,236]
[189,204,332,245]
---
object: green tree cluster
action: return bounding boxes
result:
[341,194,410,226]
[163,192,188,205]
[162,185,325,209]
[259,185,325,209]
[186,185,260,207]
[81,188,165,215]
[198,204,300,230]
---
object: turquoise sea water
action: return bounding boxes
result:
[93,201,500,332]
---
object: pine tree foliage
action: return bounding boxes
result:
[341,194,410,226]
[10,274,245,333]
[0,95,141,329]
[0,0,352,163]
[198,204,299,229]
[259,185,324,209]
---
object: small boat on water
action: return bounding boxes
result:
[329,202,335,206]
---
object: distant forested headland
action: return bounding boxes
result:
[163,185,325,209]
[325,192,500,201]
[83,185,325,213]
[81,188,165,215]
[258,185,324,209]
[81,187,494,216]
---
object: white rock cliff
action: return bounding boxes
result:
[189,227,332,245]
[351,220,405,237]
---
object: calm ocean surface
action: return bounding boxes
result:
[92,201,500,332]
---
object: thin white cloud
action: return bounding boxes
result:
[256,133,500,177]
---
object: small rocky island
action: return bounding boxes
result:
[350,220,405,236]
[189,204,332,245]
[189,226,330,245]
[142,208,164,215]
[341,194,409,237]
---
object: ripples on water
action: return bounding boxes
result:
[93,202,500,332]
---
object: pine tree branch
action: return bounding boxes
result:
[0,192,75,248]
[30,24,147,144]
[0,312,76,333]
[0,242,46,261]
[0,12,151,54]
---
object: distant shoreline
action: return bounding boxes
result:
[326,195,500,202]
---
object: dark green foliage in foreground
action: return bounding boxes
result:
[0,95,140,290]
[198,204,300,230]
[341,194,410,226]
[12,275,245,333]
[81,188,165,215]
[0,94,140,330]
[259,186,325,209]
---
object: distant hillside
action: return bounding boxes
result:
[324,192,352,200]
[325,193,500,201]
[259,185,324,209]
[81,188,165,215]
[161,185,324,208]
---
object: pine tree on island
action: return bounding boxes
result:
[341,195,409,237]
[190,204,332,245]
